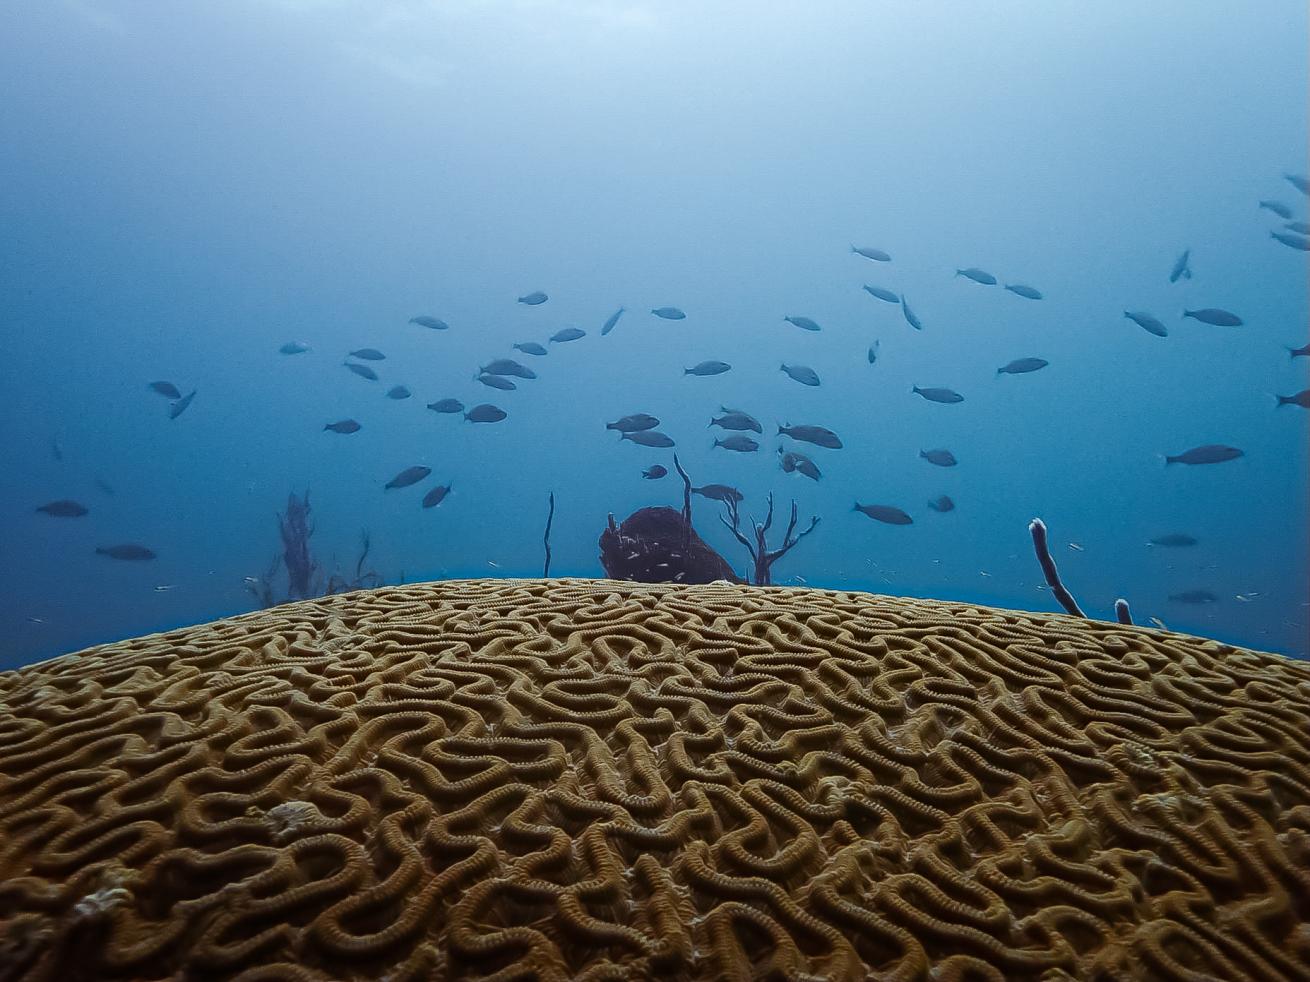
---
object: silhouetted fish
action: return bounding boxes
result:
[324,419,361,433]
[422,484,451,508]
[387,385,411,400]
[642,465,667,480]
[1149,534,1197,547]
[280,340,311,354]
[919,449,957,467]
[1271,230,1310,251]
[1004,284,1043,300]
[482,359,537,379]
[97,544,155,560]
[851,245,891,262]
[1287,221,1310,235]
[652,307,685,319]
[956,267,997,285]
[693,484,743,504]
[867,340,880,364]
[711,411,762,433]
[854,503,912,525]
[900,296,923,331]
[912,385,963,404]
[550,328,585,343]
[779,449,821,481]
[94,478,114,495]
[1259,199,1293,219]
[50,438,62,462]
[781,363,820,386]
[714,435,759,452]
[1287,342,1310,359]
[1165,444,1243,465]
[621,430,675,448]
[1169,249,1192,283]
[928,496,955,513]
[784,315,821,332]
[685,360,731,376]
[350,348,386,360]
[1183,308,1242,326]
[1125,311,1168,337]
[478,374,516,390]
[601,307,625,336]
[1169,590,1218,605]
[409,316,449,330]
[778,423,842,449]
[607,413,659,432]
[862,285,899,303]
[427,398,464,414]
[37,499,87,517]
[513,341,548,356]
[386,465,431,489]
[1286,173,1310,195]
[997,357,1049,375]
[465,404,507,423]
[149,381,181,399]
[169,390,196,419]
[345,363,378,380]
[518,291,548,305]
[1276,389,1310,408]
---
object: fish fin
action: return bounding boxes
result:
[1276,395,1290,407]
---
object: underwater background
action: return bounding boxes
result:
[1,0,1306,672]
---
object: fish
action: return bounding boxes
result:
[778,449,821,481]
[1286,221,1310,235]
[279,340,311,354]
[607,413,660,432]
[1125,311,1168,338]
[1165,444,1243,465]
[96,544,156,560]
[169,390,197,419]
[621,430,675,448]
[928,496,955,513]
[94,478,115,495]
[422,484,452,508]
[997,357,1049,375]
[1271,230,1310,251]
[465,404,507,423]
[427,398,464,414]
[50,438,62,462]
[900,296,923,331]
[1286,173,1310,195]
[409,316,449,330]
[912,385,963,404]
[919,449,957,467]
[867,340,880,364]
[1287,342,1310,359]
[1067,542,1084,552]
[154,584,176,592]
[513,341,548,356]
[482,359,537,379]
[784,315,821,332]
[956,267,997,285]
[478,374,516,390]
[550,328,585,343]
[685,360,731,376]
[324,419,361,434]
[642,465,667,480]
[1169,589,1218,605]
[693,484,744,504]
[349,348,386,360]
[386,465,431,490]
[387,385,412,400]
[1148,617,1168,630]
[1276,389,1310,409]
[781,363,820,386]
[711,411,762,433]
[1183,308,1243,327]
[1004,284,1043,300]
[854,503,913,525]
[778,423,842,449]
[1259,199,1293,219]
[601,307,625,336]
[862,285,899,303]
[1235,592,1260,603]
[36,499,88,517]
[518,291,548,305]
[149,381,181,399]
[652,307,686,320]
[345,363,379,380]
[1169,249,1192,283]
[714,435,759,452]
[851,246,891,262]
[1148,534,1198,547]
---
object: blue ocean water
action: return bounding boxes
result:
[1,1,1306,672]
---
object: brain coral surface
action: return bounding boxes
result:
[1,578,1309,981]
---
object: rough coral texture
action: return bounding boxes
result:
[1,578,1309,981]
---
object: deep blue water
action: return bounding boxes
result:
[2,1,1306,672]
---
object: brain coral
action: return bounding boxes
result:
[1,578,1309,981]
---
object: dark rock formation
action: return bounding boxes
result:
[598,506,742,584]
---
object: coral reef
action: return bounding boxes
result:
[1,578,1309,981]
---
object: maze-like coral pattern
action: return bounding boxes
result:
[1,578,1309,981]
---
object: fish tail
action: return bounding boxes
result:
[1182,310,1194,320]
[1164,455,1178,466]
[1276,395,1290,407]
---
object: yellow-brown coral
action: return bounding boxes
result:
[1,578,1308,981]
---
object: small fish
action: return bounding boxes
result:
[862,285,899,303]
[1125,311,1168,338]
[279,340,311,354]
[345,362,379,380]
[621,430,675,448]
[513,341,548,356]
[487,560,501,568]
[1148,617,1168,630]
[1286,342,1310,359]
[1276,389,1310,409]
[900,296,923,331]
[1286,173,1310,195]
[386,385,412,400]
[927,496,954,513]
[607,413,660,433]
[693,484,743,504]
[409,316,449,330]
[386,465,431,490]
[1169,249,1192,283]
[550,328,585,343]
[27,617,47,625]
[956,267,997,285]
[642,465,667,480]
[465,404,507,423]
[478,374,516,390]
[350,348,386,361]
[422,484,452,509]
[601,307,625,336]
[94,478,115,495]
[1165,444,1243,466]
[778,449,821,481]
[1004,284,1043,300]
[714,435,759,452]
[154,584,176,592]
[996,357,1049,375]
[1169,589,1218,605]
[1235,592,1260,603]
[149,381,181,399]
[427,398,464,414]
[919,449,957,467]
[685,360,731,376]
[36,499,88,517]
[1149,534,1197,547]
[854,503,913,525]
[169,390,197,419]
[912,385,963,404]
[324,419,361,434]
[1271,230,1310,251]
[711,411,762,433]
[781,363,820,386]
[481,359,537,379]
[784,315,822,332]
[518,291,548,305]
[867,340,880,364]
[652,306,686,320]
[778,423,842,449]
[1067,542,1084,552]
[96,544,156,561]
[1259,199,1293,219]
[1286,221,1310,235]
[851,245,891,262]
[1183,308,1243,327]
[50,438,62,462]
